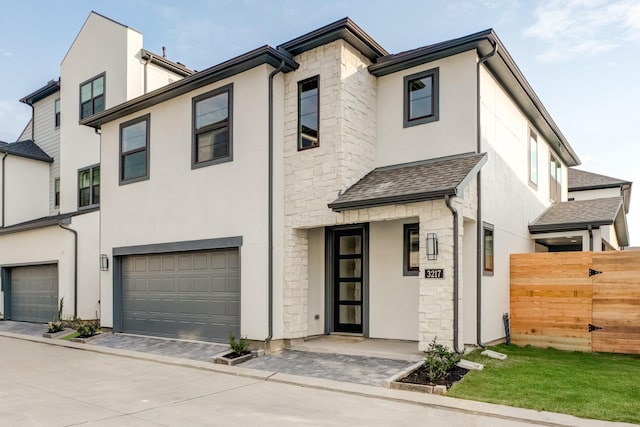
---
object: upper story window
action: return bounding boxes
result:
[192,84,232,169]
[54,99,61,128]
[403,223,419,276]
[550,155,562,202]
[404,67,439,128]
[298,76,319,150]
[483,223,494,275]
[54,178,60,208]
[78,165,100,208]
[80,73,105,119]
[529,129,538,188]
[120,114,150,184]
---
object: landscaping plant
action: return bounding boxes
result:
[423,337,461,382]
[76,319,100,338]
[47,298,65,333]
[228,331,249,355]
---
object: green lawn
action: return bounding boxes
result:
[448,345,640,424]
[61,331,80,340]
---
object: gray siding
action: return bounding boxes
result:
[32,93,60,215]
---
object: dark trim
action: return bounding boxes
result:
[0,207,99,236]
[403,67,439,128]
[54,98,61,129]
[529,220,613,234]
[298,75,320,150]
[528,128,538,189]
[112,236,243,256]
[141,49,193,77]
[1,267,10,319]
[77,163,100,209]
[58,223,78,317]
[277,17,388,61]
[119,113,150,185]
[324,227,333,334]
[1,153,6,227]
[569,183,631,192]
[54,177,60,208]
[79,72,106,120]
[191,83,234,169]
[482,222,494,276]
[403,223,419,276]
[112,256,123,332]
[82,46,297,129]
[19,79,60,105]
[329,189,456,211]
[444,195,461,353]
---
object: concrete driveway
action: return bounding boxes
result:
[0,336,629,427]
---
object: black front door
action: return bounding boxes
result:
[333,227,364,333]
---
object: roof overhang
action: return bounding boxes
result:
[277,17,388,62]
[369,29,580,168]
[0,207,98,236]
[82,45,298,129]
[141,49,193,77]
[19,79,60,105]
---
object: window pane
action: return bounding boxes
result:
[81,101,92,119]
[409,229,419,271]
[93,95,104,114]
[79,170,90,189]
[299,78,319,149]
[339,235,361,255]
[93,184,100,205]
[80,83,92,102]
[93,76,104,96]
[196,127,229,163]
[409,76,433,119]
[54,99,60,113]
[92,167,100,186]
[339,259,361,278]
[529,134,538,185]
[195,92,228,129]
[339,305,361,325]
[339,282,361,301]
[122,121,147,152]
[79,188,90,207]
[123,151,147,180]
[484,229,494,272]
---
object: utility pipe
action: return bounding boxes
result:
[588,225,594,251]
[475,41,497,348]
[58,221,78,318]
[445,195,462,354]
[266,60,286,344]
[1,152,7,228]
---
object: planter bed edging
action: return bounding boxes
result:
[385,360,447,395]
[43,328,73,339]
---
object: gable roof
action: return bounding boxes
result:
[369,29,580,168]
[529,197,628,247]
[328,152,487,211]
[568,168,631,191]
[0,140,53,163]
[19,79,60,105]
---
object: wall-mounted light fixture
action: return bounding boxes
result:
[427,233,438,260]
[100,254,109,271]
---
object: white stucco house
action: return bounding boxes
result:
[1,13,632,352]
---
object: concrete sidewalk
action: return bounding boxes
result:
[0,329,631,427]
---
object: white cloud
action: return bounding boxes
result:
[524,0,640,62]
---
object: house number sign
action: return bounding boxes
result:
[425,269,444,279]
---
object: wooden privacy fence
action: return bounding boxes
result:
[510,251,640,354]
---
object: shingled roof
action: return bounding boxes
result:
[568,168,631,191]
[0,140,53,163]
[328,152,487,211]
[529,197,628,246]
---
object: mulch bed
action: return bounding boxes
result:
[224,351,250,359]
[398,366,469,389]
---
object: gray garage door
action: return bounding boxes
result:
[121,249,240,343]
[11,264,58,323]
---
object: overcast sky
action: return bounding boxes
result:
[0,0,638,243]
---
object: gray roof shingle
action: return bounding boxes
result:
[328,152,487,211]
[568,168,630,191]
[529,197,623,230]
[0,140,54,163]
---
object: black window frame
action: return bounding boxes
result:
[54,178,60,208]
[298,75,320,151]
[550,154,562,202]
[191,83,233,169]
[54,98,61,128]
[403,67,439,128]
[78,164,100,209]
[403,223,420,276]
[79,72,106,120]
[528,128,538,189]
[119,114,150,185]
[483,222,494,276]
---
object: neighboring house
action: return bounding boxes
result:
[0,12,190,323]
[1,14,632,352]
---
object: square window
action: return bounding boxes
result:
[298,76,319,150]
[79,73,105,119]
[403,223,419,276]
[78,165,100,208]
[54,99,60,128]
[403,68,439,128]
[483,223,494,275]
[192,84,233,168]
[120,114,150,184]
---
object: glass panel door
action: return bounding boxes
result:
[334,229,364,333]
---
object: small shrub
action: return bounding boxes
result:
[423,337,461,383]
[229,331,249,355]
[47,298,65,333]
[77,320,100,338]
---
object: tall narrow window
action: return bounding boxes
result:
[403,223,420,276]
[54,178,60,207]
[78,165,100,208]
[550,155,562,202]
[80,73,105,119]
[528,129,538,188]
[404,67,439,127]
[192,84,232,168]
[298,76,319,150]
[120,114,150,184]
[483,223,494,275]
[54,99,61,128]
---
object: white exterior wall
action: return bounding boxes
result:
[99,66,272,339]
[479,64,568,342]
[369,219,419,340]
[376,50,477,167]
[569,187,620,201]
[71,211,101,319]
[3,156,50,226]
[144,63,183,93]
[32,92,61,215]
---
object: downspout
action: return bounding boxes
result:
[30,104,35,141]
[1,152,7,228]
[445,194,462,354]
[266,60,286,344]
[143,56,151,94]
[588,225,593,251]
[58,221,78,318]
[475,41,497,348]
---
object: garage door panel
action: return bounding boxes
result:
[11,264,58,323]
[121,249,240,342]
